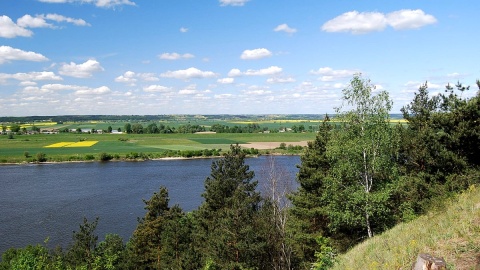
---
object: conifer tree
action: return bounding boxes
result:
[197,144,266,269]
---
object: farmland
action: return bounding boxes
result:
[0,115,323,163]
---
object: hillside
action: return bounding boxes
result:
[332,185,480,270]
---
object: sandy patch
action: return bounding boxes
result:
[239,141,309,150]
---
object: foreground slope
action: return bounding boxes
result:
[332,185,480,270]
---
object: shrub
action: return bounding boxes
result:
[36,153,47,162]
[99,152,112,161]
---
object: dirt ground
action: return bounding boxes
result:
[239,141,309,150]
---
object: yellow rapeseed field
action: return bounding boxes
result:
[45,141,98,148]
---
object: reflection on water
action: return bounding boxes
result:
[0,156,300,254]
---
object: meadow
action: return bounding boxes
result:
[0,131,314,163]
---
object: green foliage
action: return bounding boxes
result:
[65,217,99,268]
[129,186,200,269]
[312,236,336,270]
[98,152,113,161]
[36,152,47,162]
[197,144,267,269]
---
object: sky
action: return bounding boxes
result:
[0,0,478,116]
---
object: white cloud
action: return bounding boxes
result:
[41,13,90,26]
[17,15,53,28]
[322,11,387,34]
[322,9,437,34]
[0,72,62,84]
[0,46,49,64]
[160,67,217,80]
[138,73,159,81]
[245,66,282,76]
[0,16,33,38]
[180,27,188,33]
[217,77,235,84]
[179,85,198,95]
[143,85,171,92]
[310,67,358,81]
[75,86,111,95]
[228,68,242,77]
[387,9,437,30]
[38,0,136,8]
[240,48,272,60]
[219,0,249,6]
[115,71,137,85]
[267,77,296,84]
[159,52,195,60]
[273,23,297,34]
[59,59,104,78]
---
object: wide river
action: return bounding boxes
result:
[0,155,300,254]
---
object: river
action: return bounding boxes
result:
[0,155,300,254]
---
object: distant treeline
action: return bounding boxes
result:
[0,114,404,124]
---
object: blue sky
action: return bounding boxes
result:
[1,0,478,116]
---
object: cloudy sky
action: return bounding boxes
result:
[1,0,478,116]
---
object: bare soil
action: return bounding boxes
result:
[239,141,309,150]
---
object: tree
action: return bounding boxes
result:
[124,123,132,134]
[196,144,266,269]
[259,155,294,270]
[107,126,113,133]
[326,74,398,239]
[289,115,333,263]
[129,186,199,269]
[66,217,99,269]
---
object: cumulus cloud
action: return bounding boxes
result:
[160,67,217,80]
[0,16,33,38]
[0,72,62,84]
[322,9,437,34]
[219,0,249,6]
[75,86,111,95]
[310,67,358,81]
[228,68,242,77]
[115,71,137,85]
[180,27,188,33]
[59,59,104,78]
[1,14,89,38]
[240,48,272,60]
[217,77,235,84]
[245,66,282,76]
[322,11,387,34]
[227,66,283,77]
[267,76,296,84]
[178,85,198,95]
[387,9,437,30]
[115,71,159,86]
[40,13,90,26]
[17,15,53,28]
[159,52,195,60]
[0,46,49,64]
[38,0,136,8]
[273,23,297,34]
[143,85,171,92]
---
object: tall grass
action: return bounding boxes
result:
[331,185,480,270]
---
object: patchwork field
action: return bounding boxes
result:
[0,132,315,163]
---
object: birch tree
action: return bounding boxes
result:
[326,74,398,239]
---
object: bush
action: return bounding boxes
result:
[36,153,47,162]
[99,152,112,161]
[85,154,95,160]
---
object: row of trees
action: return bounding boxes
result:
[2,74,478,269]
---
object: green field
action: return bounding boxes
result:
[0,132,315,163]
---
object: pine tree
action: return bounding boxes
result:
[196,144,266,269]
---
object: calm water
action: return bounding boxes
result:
[0,155,300,254]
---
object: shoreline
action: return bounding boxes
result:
[0,152,301,166]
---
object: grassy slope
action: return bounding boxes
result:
[332,185,480,270]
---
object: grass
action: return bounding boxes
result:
[332,185,480,270]
[0,132,315,163]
